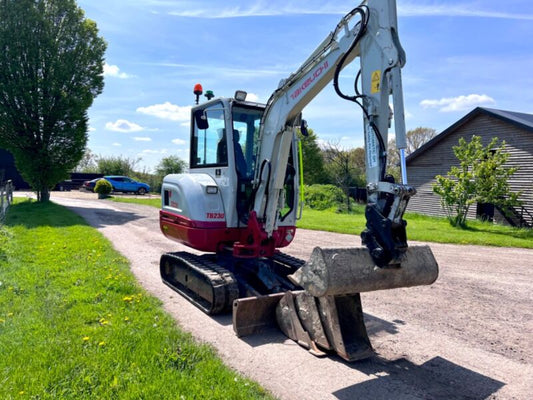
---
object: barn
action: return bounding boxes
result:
[405,107,533,228]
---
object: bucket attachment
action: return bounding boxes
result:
[276,291,374,361]
[289,245,438,297]
[230,246,438,362]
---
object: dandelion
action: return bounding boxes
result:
[7,312,13,317]
[123,296,133,303]
[98,341,106,347]
[18,391,24,395]
[83,336,90,342]
[124,316,129,322]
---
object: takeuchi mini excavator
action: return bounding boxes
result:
[159,0,438,361]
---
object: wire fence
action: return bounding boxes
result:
[0,180,14,224]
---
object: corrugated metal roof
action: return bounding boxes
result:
[406,107,533,164]
[481,107,533,130]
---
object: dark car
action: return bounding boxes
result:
[81,178,102,192]
[103,176,150,195]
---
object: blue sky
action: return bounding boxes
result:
[78,0,533,172]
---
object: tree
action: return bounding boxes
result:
[75,148,98,172]
[0,0,106,201]
[297,129,328,185]
[322,142,365,210]
[97,156,139,176]
[405,127,437,155]
[151,155,188,193]
[387,127,437,183]
[432,135,520,227]
[155,155,187,177]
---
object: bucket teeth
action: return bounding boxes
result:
[276,291,374,361]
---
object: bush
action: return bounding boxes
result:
[304,184,344,210]
[94,179,112,196]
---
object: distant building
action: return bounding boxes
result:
[406,107,533,228]
[0,148,30,189]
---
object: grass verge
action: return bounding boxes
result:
[0,199,272,399]
[106,196,533,248]
[108,195,161,208]
[299,206,533,248]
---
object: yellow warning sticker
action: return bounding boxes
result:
[371,70,381,93]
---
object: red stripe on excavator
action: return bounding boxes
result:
[159,210,295,253]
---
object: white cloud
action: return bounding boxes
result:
[164,2,533,21]
[137,102,191,122]
[420,94,495,112]
[103,63,134,79]
[399,3,533,20]
[112,142,121,147]
[134,137,152,142]
[172,138,187,145]
[105,119,145,132]
[88,126,96,132]
[142,149,168,154]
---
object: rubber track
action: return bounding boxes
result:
[272,252,306,273]
[161,251,239,315]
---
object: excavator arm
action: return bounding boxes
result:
[251,0,413,265]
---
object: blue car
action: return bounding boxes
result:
[104,176,150,195]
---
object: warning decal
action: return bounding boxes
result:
[371,70,381,94]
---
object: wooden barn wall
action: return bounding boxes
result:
[406,114,533,221]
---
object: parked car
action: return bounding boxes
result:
[81,178,102,192]
[103,176,150,195]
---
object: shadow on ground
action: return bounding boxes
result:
[334,356,504,400]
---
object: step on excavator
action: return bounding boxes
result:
[159,0,438,361]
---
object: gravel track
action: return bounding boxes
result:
[41,192,533,399]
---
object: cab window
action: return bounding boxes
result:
[191,102,228,168]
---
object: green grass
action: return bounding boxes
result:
[0,199,272,400]
[108,195,161,208]
[106,196,533,248]
[298,205,533,248]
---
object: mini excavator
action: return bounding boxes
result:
[159,0,438,361]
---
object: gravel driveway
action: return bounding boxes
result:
[39,191,533,399]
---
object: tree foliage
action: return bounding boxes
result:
[97,156,139,176]
[405,127,437,155]
[0,0,106,201]
[298,129,328,185]
[432,135,520,227]
[388,127,437,182]
[322,142,365,210]
[155,155,187,177]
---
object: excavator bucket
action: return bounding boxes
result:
[232,246,438,361]
[289,245,439,296]
[274,245,438,361]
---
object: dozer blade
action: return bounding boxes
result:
[233,293,285,337]
[289,245,438,297]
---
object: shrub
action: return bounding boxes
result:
[304,184,344,210]
[94,179,112,196]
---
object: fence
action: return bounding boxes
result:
[0,180,14,222]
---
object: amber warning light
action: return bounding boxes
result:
[193,83,203,104]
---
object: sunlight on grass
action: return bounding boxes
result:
[0,200,272,399]
[298,205,533,248]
